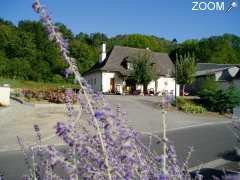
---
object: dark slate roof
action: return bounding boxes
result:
[195,63,240,77]
[197,63,238,71]
[84,46,175,77]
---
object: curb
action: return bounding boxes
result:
[10,96,25,104]
[33,103,80,109]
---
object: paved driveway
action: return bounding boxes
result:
[0,97,235,179]
[0,96,231,152]
[0,100,67,152]
[105,95,231,133]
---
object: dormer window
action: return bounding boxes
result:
[127,62,133,70]
[121,57,133,70]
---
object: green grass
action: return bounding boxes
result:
[0,77,79,89]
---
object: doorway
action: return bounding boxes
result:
[110,78,115,93]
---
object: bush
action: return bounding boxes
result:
[173,97,205,113]
[200,76,219,92]
[199,87,240,114]
[180,103,206,113]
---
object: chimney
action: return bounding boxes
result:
[99,43,106,63]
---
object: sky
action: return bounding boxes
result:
[0,0,240,42]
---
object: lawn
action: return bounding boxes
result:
[0,77,78,90]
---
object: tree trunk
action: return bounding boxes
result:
[140,85,144,96]
[143,84,148,95]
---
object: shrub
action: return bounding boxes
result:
[173,97,205,113]
[200,76,219,92]
[180,103,206,113]
[199,87,240,114]
[176,97,187,107]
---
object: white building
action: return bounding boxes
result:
[83,44,179,96]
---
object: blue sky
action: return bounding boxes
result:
[0,0,239,42]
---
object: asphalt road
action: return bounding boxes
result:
[0,122,237,179]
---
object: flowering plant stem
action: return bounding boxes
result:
[33,1,112,179]
[162,109,167,175]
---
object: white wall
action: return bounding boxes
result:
[102,72,123,93]
[84,72,179,96]
[84,72,102,92]
[147,80,155,90]
[0,87,10,106]
[215,71,222,81]
[156,77,179,96]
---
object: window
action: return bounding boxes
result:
[127,62,133,70]
[121,57,133,70]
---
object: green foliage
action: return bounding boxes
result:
[6,58,32,80]
[110,34,173,53]
[176,53,196,93]
[69,39,98,73]
[55,22,74,40]
[52,74,64,83]
[131,52,157,89]
[1,17,240,85]
[180,103,206,114]
[199,76,219,92]
[199,87,240,114]
[0,77,77,89]
[170,34,240,64]
[173,97,206,113]
[175,97,187,107]
[0,52,7,75]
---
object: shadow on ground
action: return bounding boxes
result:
[219,149,240,162]
[190,168,240,180]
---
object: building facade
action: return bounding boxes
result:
[84,44,179,96]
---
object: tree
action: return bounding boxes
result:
[89,33,108,47]
[0,52,7,76]
[69,39,98,73]
[6,58,32,80]
[110,34,173,53]
[176,53,196,96]
[55,22,74,40]
[131,52,157,93]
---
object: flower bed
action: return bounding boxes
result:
[17,88,78,104]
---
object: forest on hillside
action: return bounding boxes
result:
[0,18,240,83]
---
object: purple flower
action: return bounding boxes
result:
[34,124,40,132]
[95,111,103,120]
[32,2,40,13]
[64,68,72,79]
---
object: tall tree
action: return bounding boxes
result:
[55,22,74,40]
[69,39,98,73]
[131,52,157,93]
[176,54,196,96]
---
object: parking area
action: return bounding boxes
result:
[105,95,230,133]
[0,96,231,152]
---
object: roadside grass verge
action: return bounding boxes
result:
[0,77,78,90]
